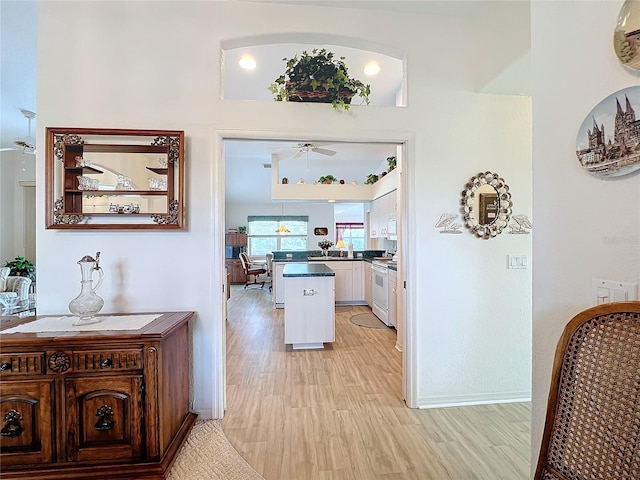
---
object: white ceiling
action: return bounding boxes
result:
[224,140,398,204]
[1,0,530,205]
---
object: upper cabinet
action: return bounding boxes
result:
[369,190,397,238]
[45,128,185,230]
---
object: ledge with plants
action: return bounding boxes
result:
[268,48,371,111]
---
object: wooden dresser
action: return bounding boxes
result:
[0,312,196,480]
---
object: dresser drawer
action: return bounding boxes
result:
[71,348,143,372]
[0,352,45,376]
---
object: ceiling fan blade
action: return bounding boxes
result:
[311,147,336,156]
[292,150,304,159]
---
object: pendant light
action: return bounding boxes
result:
[276,203,290,233]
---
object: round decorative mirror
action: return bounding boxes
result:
[461,171,512,238]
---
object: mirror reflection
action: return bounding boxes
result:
[461,171,512,238]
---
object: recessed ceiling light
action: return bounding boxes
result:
[239,55,257,70]
[328,200,336,203]
[363,62,380,76]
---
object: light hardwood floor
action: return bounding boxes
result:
[222,285,531,480]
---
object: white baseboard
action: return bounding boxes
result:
[417,391,531,409]
[192,408,216,420]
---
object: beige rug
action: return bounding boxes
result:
[168,420,264,480]
[350,313,386,329]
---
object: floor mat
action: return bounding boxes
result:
[349,313,387,329]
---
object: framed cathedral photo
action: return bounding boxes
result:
[575,85,640,178]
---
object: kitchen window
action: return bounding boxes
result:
[336,222,365,250]
[247,216,308,256]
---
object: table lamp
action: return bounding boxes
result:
[335,240,346,256]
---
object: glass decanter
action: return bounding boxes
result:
[68,252,104,325]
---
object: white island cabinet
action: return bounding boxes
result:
[283,263,335,350]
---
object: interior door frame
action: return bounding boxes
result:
[212,128,418,415]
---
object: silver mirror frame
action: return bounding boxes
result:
[461,171,512,239]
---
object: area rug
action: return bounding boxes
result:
[349,313,386,329]
[168,420,264,480]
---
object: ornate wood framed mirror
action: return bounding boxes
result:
[45,128,185,230]
[461,171,512,238]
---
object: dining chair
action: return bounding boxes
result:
[535,301,640,480]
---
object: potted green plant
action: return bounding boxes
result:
[318,175,337,184]
[268,48,371,111]
[364,173,379,185]
[387,156,396,172]
[4,256,35,281]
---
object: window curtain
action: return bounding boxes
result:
[248,215,308,222]
[335,222,364,243]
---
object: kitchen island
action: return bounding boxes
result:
[283,263,335,349]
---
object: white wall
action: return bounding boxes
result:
[531,0,640,467]
[36,1,532,419]
[226,202,336,250]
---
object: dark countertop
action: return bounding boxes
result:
[283,263,335,277]
[307,256,362,261]
[273,256,374,263]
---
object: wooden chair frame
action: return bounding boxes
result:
[535,301,640,480]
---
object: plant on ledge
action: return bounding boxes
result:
[387,156,396,171]
[364,173,379,185]
[318,175,337,184]
[4,256,35,281]
[268,48,371,111]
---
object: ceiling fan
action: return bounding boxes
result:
[1,109,37,154]
[277,142,337,160]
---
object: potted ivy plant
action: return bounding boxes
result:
[387,156,396,172]
[318,175,337,184]
[268,48,371,111]
[364,173,379,185]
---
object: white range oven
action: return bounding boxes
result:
[372,261,391,326]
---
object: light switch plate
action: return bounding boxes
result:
[507,254,528,269]
[592,278,638,305]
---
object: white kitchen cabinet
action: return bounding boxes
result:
[364,261,373,307]
[388,268,397,328]
[274,262,305,308]
[369,190,397,239]
[352,261,364,301]
[283,265,335,349]
[277,260,366,306]
[387,189,397,220]
[369,200,379,238]
[323,261,353,302]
